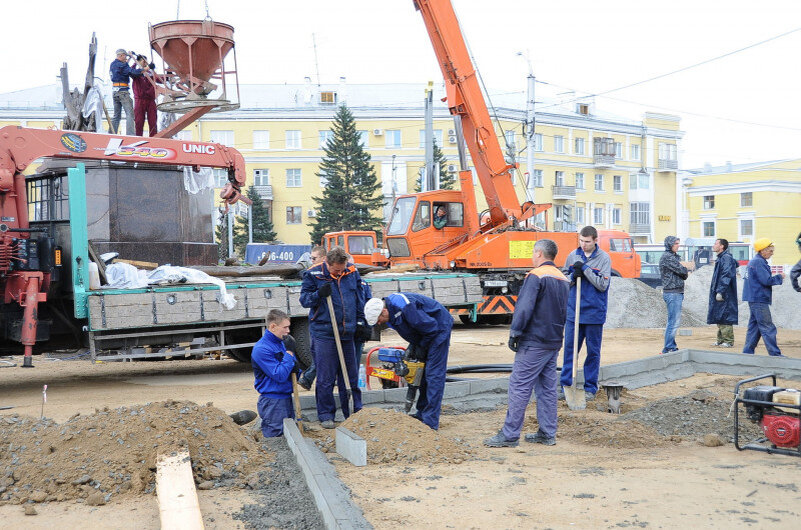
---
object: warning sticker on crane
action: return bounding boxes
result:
[509,240,536,259]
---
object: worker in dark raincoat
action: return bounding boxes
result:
[707,238,738,348]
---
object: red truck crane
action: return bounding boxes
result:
[0,126,248,366]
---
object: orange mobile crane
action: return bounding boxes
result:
[377,0,579,323]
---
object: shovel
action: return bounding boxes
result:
[325,295,354,416]
[564,276,586,411]
[291,372,305,434]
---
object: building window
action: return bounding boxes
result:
[253,169,269,186]
[612,208,621,225]
[385,129,401,148]
[319,130,333,149]
[286,206,302,224]
[593,207,604,225]
[613,175,622,192]
[210,130,234,147]
[419,129,444,148]
[702,221,715,237]
[630,172,650,190]
[614,142,623,158]
[555,171,565,186]
[574,137,585,155]
[631,144,641,160]
[741,192,753,207]
[504,130,516,149]
[286,130,302,149]
[576,206,585,225]
[630,202,650,226]
[703,195,715,209]
[532,169,543,187]
[286,168,302,187]
[357,130,369,148]
[575,172,584,189]
[252,130,270,150]
[554,135,564,153]
[212,168,227,188]
[740,218,754,237]
[594,174,604,191]
[319,91,337,105]
[534,133,543,151]
[174,130,192,141]
[659,143,678,161]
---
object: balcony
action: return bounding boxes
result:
[253,185,273,201]
[593,137,616,168]
[658,159,678,172]
[552,185,576,200]
[553,221,577,233]
[629,222,651,234]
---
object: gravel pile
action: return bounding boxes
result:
[605,277,705,328]
[0,401,269,505]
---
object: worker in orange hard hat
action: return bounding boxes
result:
[742,238,785,357]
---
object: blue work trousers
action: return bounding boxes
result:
[314,336,362,422]
[257,394,294,438]
[743,302,782,356]
[299,335,316,387]
[502,345,559,440]
[560,322,603,395]
[662,292,684,353]
[412,334,450,430]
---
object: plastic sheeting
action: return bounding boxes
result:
[183,166,215,194]
[105,262,149,289]
[81,86,104,133]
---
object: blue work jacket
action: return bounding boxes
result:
[742,253,783,304]
[510,261,570,349]
[707,250,738,325]
[251,330,295,398]
[109,59,141,89]
[384,292,452,352]
[300,261,364,339]
[564,247,611,324]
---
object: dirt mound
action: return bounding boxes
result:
[539,410,671,448]
[606,277,705,329]
[0,401,269,505]
[337,408,472,465]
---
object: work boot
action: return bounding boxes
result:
[524,430,556,446]
[321,420,336,429]
[710,341,722,347]
[719,343,733,348]
[297,376,312,391]
[585,391,596,401]
[483,430,519,447]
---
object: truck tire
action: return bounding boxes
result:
[225,329,262,363]
[290,318,314,371]
[476,314,512,326]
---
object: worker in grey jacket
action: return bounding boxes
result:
[659,236,689,354]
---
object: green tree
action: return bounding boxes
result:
[214,207,247,262]
[415,138,455,192]
[232,187,277,257]
[309,104,384,243]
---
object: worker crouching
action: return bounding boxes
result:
[364,293,453,430]
[251,309,297,437]
[484,239,569,447]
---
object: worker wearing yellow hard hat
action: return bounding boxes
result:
[742,237,785,357]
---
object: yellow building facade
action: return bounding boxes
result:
[683,160,801,266]
[1,82,683,247]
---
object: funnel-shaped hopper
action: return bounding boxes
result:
[150,19,234,84]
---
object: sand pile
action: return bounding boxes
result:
[337,408,472,465]
[0,400,269,505]
[605,277,705,328]
[553,412,670,448]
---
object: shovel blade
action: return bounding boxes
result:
[563,384,586,411]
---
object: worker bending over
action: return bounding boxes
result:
[364,293,452,430]
[251,309,297,437]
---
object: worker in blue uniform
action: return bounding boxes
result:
[251,309,297,437]
[364,293,452,430]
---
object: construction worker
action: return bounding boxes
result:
[791,232,801,294]
[742,238,785,357]
[251,309,296,437]
[433,205,448,229]
[364,293,452,430]
[659,235,689,354]
[560,226,611,401]
[297,245,327,390]
[484,239,569,448]
[109,49,142,135]
[707,238,738,348]
[132,55,162,136]
[299,246,363,428]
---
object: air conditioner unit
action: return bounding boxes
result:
[447,129,456,136]
[308,209,317,218]
[373,129,384,136]
[447,164,457,172]
[448,135,457,144]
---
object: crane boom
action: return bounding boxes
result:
[414,0,522,227]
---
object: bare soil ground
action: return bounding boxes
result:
[1,325,800,528]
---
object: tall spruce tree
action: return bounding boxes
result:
[309,104,384,244]
[415,138,455,192]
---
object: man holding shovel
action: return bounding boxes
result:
[484,239,569,447]
[300,247,364,428]
[560,226,611,402]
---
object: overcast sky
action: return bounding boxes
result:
[4,0,801,169]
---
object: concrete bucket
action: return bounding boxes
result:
[148,19,240,113]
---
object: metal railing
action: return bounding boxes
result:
[551,185,576,200]
[253,185,273,200]
[658,159,678,171]
[629,222,651,234]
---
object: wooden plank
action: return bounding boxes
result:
[156,450,205,530]
[115,258,159,270]
[87,242,108,285]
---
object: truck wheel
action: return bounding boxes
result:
[477,314,512,325]
[290,318,314,371]
[458,315,477,326]
[225,329,261,363]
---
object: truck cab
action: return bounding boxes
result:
[322,230,387,266]
[596,229,641,278]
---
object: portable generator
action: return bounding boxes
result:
[364,346,407,389]
[734,374,801,457]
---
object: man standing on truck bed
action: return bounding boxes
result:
[560,226,611,401]
[300,247,364,428]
